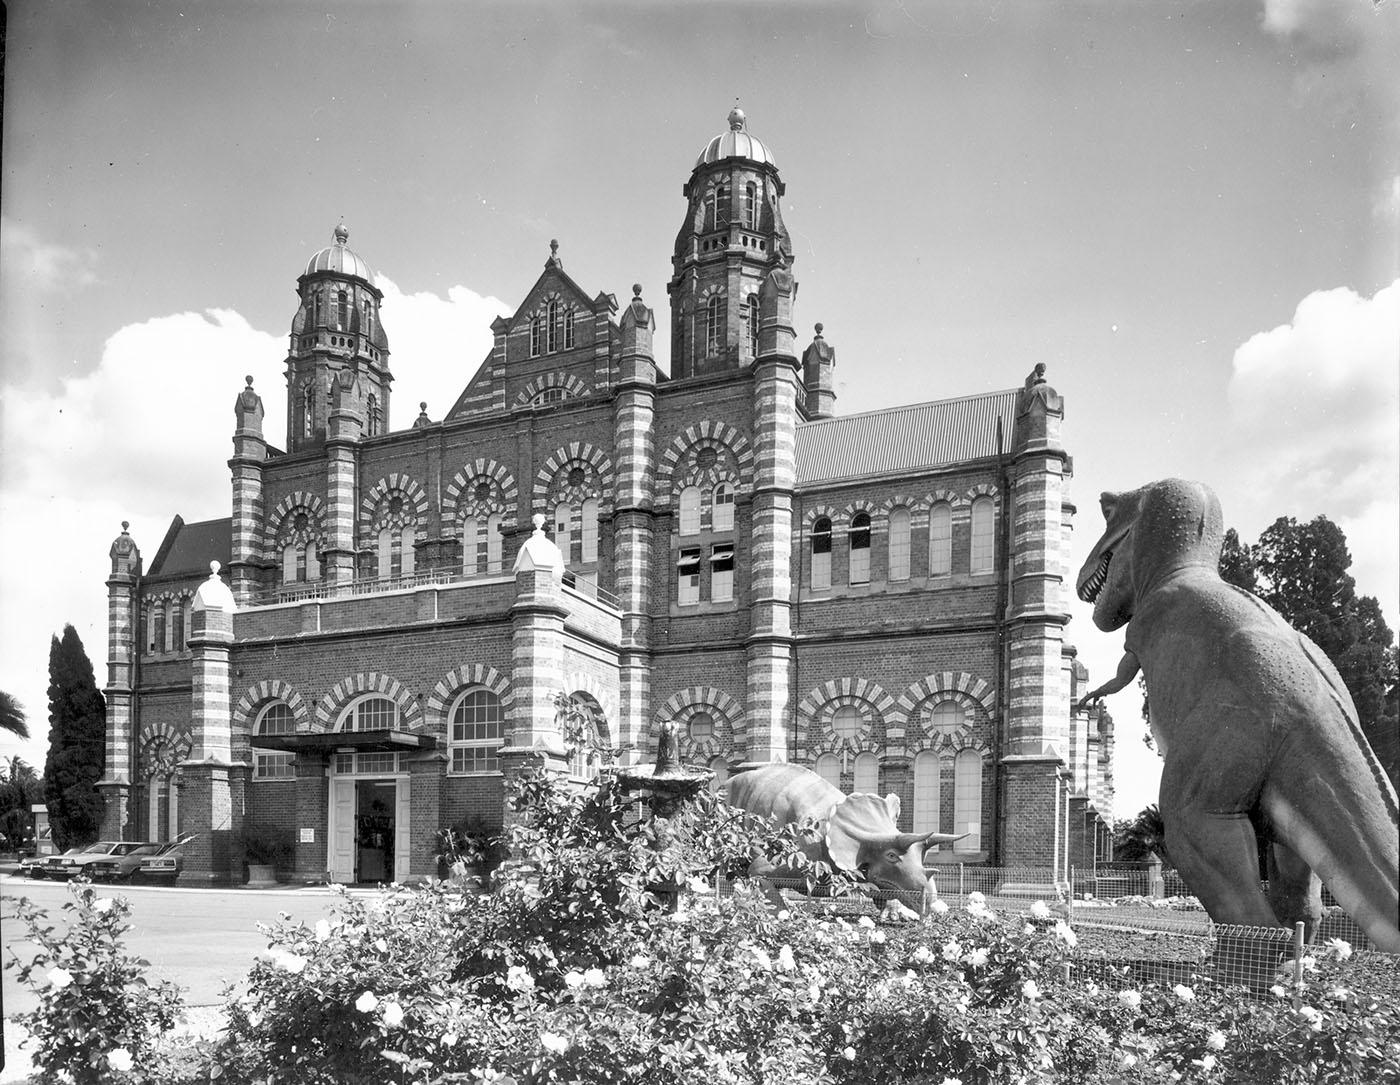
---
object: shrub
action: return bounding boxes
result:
[5,882,183,1084]
[241,824,295,867]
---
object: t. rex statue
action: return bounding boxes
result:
[1075,478,1399,953]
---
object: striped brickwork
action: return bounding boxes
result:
[514,372,590,407]
[426,663,513,738]
[188,615,234,764]
[230,380,267,604]
[313,671,426,733]
[324,398,361,585]
[103,540,139,800]
[232,678,314,735]
[508,568,569,756]
[532,443,616,513]
[442,459,519,538]
[653,686,745,764]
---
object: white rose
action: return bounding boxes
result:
[1021,979,1042,1000]
[870,930,886,944]
[540,1031,569,1054]
[912,945,934,964]
[1118,989,1142,1010]
[583,967,606,988]
[1052,922,1078,948]
[630,954,650,969]
[857,916,876,929]
[777,945,796,972]
[1206,1030,1225,1051]
[1030,900,1051,920]
[382,1001,404,1028]
[942,941,963,962]
[315,919,331,943]
[1173,984,1195,1002]
[842,1047,856,1061]
[1326,938,1353,961]
[966,948,988,968]
[355,991,379,1013]
[46,967,74,990]
[442,1032,458,1047]
[93,897,115,914]
[930,899,949,914]
[1196,1054,1218,1071]
[107,1047,134,1072]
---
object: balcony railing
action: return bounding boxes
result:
[250,567,619,610]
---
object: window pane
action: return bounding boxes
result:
[486,513,503,572]
[282,543,298,584]
[970,497,994,574]
[348,697,397,732]
[688,712,714,741]
[888,507,911,582]
[929,503,952,576]
[581,497,599,563]
[853,752,879,794]
[400,527,415,576]
[678,547,701,605]
[554,502,573,562]
[849,513,871,585]
[679,487,702,536]
[712,483,734,532]
[306,540,319,581]
[954,749,983,852]
[377,527,394,579]
[913,750,941,834]
[450,689,502,774]
[931,700,965,735]
[259,702,295,736]
[832,705,860,738]
[462,518,479,574]
[815,753,842,790]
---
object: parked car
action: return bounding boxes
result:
[40,841,160,881]
[18,849,78,878]
[87,841,173,882]
[136,833,196,882]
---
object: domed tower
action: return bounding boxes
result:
[285,225,392,452]
[668,107,792,378]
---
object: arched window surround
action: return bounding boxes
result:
[253,702,295,780]
[448,687,504,775]
[337,695,401,733]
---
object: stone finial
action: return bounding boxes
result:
[814,322,823,337]
[728,104,746,131]
[192,560,236,615]
[512,513,565,579]
[235,374,264,422]
[633,283,643,298]
[412,401,431,430]
[122,520,130,532]
[546,239,562,268]
[109,520,139,572]
[334,222,349,244]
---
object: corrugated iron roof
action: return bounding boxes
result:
[149,517,232,578]
[796,389,1017,487]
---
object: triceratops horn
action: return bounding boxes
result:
[893,831,968,853]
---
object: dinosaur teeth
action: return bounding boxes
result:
[1078,552,1111,603]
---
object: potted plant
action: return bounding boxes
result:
[241,826,294,886]
[433,820,506,889]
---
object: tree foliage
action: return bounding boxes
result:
[1222,516,1399,788]
[0,756,44,851]
[43,625,107,851]
[0,689,31,740]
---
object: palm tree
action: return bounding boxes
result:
[0,691,29,741]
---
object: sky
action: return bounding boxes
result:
[1,0,1396,821]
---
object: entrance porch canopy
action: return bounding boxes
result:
[254,730,438,754]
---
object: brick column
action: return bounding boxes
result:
[324,374,363,586]
[98,523,141,839]
[407,750,446,880]
[230,377,267,605]
[179,561,239,884]
[611,286,657,761]
[500,516,569,807]
[999,755,1070,876]
[744,259,800,765]
[293,752,329,881]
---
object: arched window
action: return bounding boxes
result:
[362,299,373,339]
[747,294,759,355]
[931,700,965,735]
[580,497,599,563]
[708,755,730,794]
[853,752,879,794]
[485,512,503,572]
[337,290,348,328]
[253,702,295,780]
[303,384,314,439]
[462,518,480,575]
[564,308,575,350]
[170,602,184,654]
[913,750,942,835]
[449,688,503,775]
[705,295,722,357]
[554,501,574,563]
[313,291,323,326]
[151,601,166,653]
[377,526,396,579]
[848,512,871,585]
[282,543,298,584]
[145,603,158,654]
[678,486,702,536]
[366,393,379,436]
[688,712,714,742]
[181,597,193,646]
[888,506,911,582]
[929,502,952,577]
[705,187,717,230]
[400,527,416,577]
[832,704,862,740]
[530,314,543,357]
[547,299,560,353]
[744,182,758,228]
[954,749,983,852]
[712,482,734,532]
[305,539,319,581]
[811,517,832,590]
[677,547,701,605]
[568,695,607,781]
[338,695,399,733]
[715,182,730,227]
[970,497,995,574]
[815,753,842,791]
[710,542,734,602]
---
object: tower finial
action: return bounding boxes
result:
[546,239,562,268]
[333,222,349,244]
[728,102,746,131]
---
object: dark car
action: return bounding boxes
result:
[135,833,196,882]
[87,842,172,882]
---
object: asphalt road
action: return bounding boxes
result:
[0,875,350,1017]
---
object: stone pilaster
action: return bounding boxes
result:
[179,562,237,883]
[230,376,267,605]
[800,323,836,419]
[744,260,800,764]
[293,752,329,881]
[324,374,363,586]
[611,285,657,760]
[99,522,141,839]
[502,517,569,791]
[999,754,1070,873]
[1005,366,1071,760]
[407,750,447,879]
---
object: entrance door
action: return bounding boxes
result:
[329,778,355,883]
[394,778,412,883]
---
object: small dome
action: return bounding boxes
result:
[303,224,375,282]
[192,560,236,615]
[695,107,777,170]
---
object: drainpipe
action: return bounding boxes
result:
[992,416,1009,866]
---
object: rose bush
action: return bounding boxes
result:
[5,882,183,1084]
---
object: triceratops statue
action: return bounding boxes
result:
[727,763,962,914]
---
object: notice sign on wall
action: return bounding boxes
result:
[300,828,315,843]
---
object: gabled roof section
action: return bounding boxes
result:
[146,516,233,578]
[796,389,1018,487]
[506,244,609,331]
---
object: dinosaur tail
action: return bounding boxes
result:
[1263,754,1400,954]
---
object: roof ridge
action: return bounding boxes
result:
[797,387,1018,429]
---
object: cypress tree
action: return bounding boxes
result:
[43,625,106,851]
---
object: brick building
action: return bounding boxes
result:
[98,109,1115,884]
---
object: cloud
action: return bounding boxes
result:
[1226,280,1399,624]
[1378,175,1400,224]
[0,216,100,291]
[0,280,508,766]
